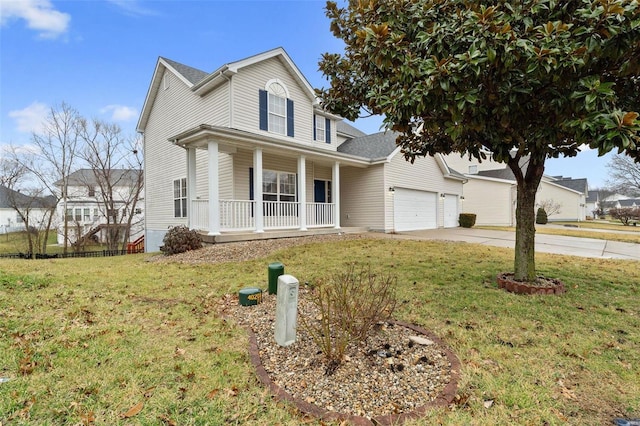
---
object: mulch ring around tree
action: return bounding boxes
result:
[497,272,566,295]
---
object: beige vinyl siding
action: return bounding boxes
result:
[385,153,463,228]
[442,152,504,174]
[537,182,583,221]
[463,177,514,226]
[230,58,335,152]
[340,165,385,230]
[144,66,230,234]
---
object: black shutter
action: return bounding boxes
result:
[325,118,331,144]
[313,114,317,140]
[259,90,268,131]
[249,167,254,200]
[287,98,294,137]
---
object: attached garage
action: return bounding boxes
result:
[443,194,459,228]
[393,188,438,231]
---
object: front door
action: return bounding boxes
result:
[314,180,326,203]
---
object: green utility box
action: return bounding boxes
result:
[238,287,262,306]
[268,262,284,295]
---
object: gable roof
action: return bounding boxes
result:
[159,57,208,85]
[0,186,56,209]
[54,169,143,187]
[337,131,399,160]
[618,198,639,207]
[138,47,318,133]
[336,121,367,139]
[551,176,588,194]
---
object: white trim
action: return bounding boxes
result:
[253,148,264,233]
[298,156,307,231]
[208,141,220,235]
[333,162,340,229]
[265,78,290,98]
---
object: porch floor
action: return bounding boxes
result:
[199,227,368,244]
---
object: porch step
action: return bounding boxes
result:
[199,227,368,244]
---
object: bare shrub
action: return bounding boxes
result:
[160,225,202,255]
[300,264,397,374]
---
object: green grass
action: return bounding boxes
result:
[1,239,639,425]
[0,231,110,255]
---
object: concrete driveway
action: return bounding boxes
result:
[391,227,640,260]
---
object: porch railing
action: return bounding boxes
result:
[190,200,335,232]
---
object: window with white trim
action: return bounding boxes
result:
[267,82,287,135]
[262,170,296,202]
[173,178,187,218]
[314,114,325,142]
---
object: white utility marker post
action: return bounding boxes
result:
[274,274,299,347]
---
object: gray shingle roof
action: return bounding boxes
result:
[552,177,588,193]
[0,186,56,209]
[587,190,599,203]
[161,57,208,85]
[337,131,399,160]
[55,169,142,187]
[477,168,516,180]
[618,199,639,207]
[336,121,367,138]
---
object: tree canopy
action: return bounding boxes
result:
[318,0,640,281]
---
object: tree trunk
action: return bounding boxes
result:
[510,157,545,282]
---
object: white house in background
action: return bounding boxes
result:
[54,169,144,245]
[0,186,56,234]
[442,154,588,225]
[137,47,466,252]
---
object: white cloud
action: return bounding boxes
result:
[0,0,71,39]
[105,0,158,17]
[8,102,49,133]
[101,105,138,122]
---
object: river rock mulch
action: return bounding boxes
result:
[220,290,460,424]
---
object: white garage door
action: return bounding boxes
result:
[443,195,459,228]
[394,188,437,232]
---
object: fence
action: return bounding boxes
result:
[0,249,132,260]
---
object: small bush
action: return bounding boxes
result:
[459,213,476,228]
[160,225,202,255]
[536,208,548,224]
[299,264,397,374]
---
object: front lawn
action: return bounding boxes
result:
[0,238,638,425]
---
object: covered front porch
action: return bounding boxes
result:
[171,126,368,240]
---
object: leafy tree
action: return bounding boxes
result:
[607,154,640,197]
[318,0,640,281]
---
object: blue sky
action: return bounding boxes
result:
[0,0,612,188]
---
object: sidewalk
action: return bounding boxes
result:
[384,228,640,261]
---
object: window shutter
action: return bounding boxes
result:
[325,118,331,144]
[313,114,317,140]
[259,90,268,131]
[249,168,254,200]
[286,98,294,137]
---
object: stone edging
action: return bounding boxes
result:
[496,272,566,295]
[247,320,461,426]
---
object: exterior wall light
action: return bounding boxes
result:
[388,187,395,192]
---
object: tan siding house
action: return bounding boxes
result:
[138,48,465,251]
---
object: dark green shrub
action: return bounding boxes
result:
[160,225,202,255]
[536,208,548,224]
[459,213,476,228]
[299,264,397,374]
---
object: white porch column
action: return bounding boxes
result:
[253,148,264,233]
[187,147,197,229]
[208,141,220,235]
[333,161,341,229]
[298,155,307,231]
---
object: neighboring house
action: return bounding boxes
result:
[137,47,465,252]
[586,190,599,218]
[0,186,56,234]
[442,154,588,225]
[612,198,640,209]
[54,169,144,245]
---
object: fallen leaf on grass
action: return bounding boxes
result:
[206,389,220,399]
[122,401,144,418]
[484,400,494,408]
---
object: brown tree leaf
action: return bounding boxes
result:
[206,389,220,399]
[122,401,144,418]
